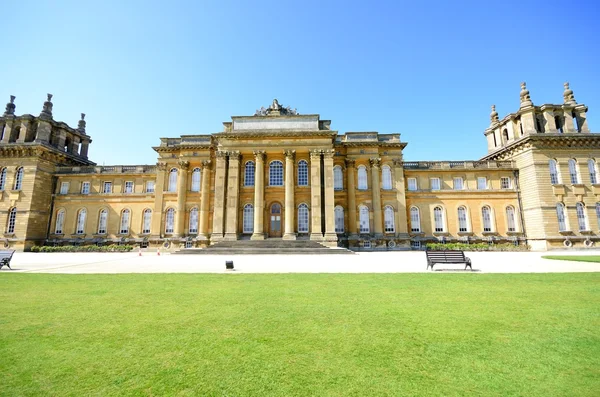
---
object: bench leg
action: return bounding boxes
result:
[465,260,472,270]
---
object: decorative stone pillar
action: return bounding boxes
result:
[323,149,337,244]
[370,158,383,236]
[310,149,323,240]
[211,151,228,241]
[346,159,357,236]
[224,151,241,241]
[198,160,212,240]
[392,159,409,237]
[283,149,296,240]
[151,162,167,238]
[80,140,90,158]
[251,151,266,240]
[174,160,190,237]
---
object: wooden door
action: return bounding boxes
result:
[269,203,282,237]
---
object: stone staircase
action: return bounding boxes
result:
[174,239,354,255]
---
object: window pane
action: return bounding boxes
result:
[407,178,417,191]
[549,160,559,184]
[569,159,579,184]
[6,208,16,233]
[60,182,69,194]
[0,168,6,190]
[120,210,130,234]
[335,206,344,233]
[358,166,368,190]
[576,203,587,231]
[81,182,90,194]
[477,177,487,190]
[482,206,492,232]
[359,206,370,233]
[269,161,283,186]
[384,206,395,232]
[298,204,309,232]
[98,210,107,234]
[588,160,597,184]
[165,209,175,233]
[458,207,468,232]
[243,205,254,233]
[189,208,199,233]
[434,207,444,232]
[142,210,152,234]
[298,161,308,186]
[382,166,392,190]
[191,169,201,192]
[245,162,255,186]
[146,181,155,193]
[55,210,65,234]
[168,169,178,192]
[334,166,343,190]
[430,178,440,191]
[556,204,566,232]
[453,177,463,190]
[410,208,421,232]
[506,206,516,232]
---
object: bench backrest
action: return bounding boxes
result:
[0,250,15,259]
[426,250,466,262]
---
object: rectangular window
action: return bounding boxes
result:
[146,181,155,193]
[102,182,112,194]
[453,177,463,190]
[410,241,421,250]
[501,177,511,189]
[477,177,487,190]
[407,178,417,191]
[59,182,69,194]
[362,241,371,249]
[124,181,134,194]
[430,178,440,191]
[81,182,90,194]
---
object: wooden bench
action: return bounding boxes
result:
[425,250,472,270]
[0,250,15,270]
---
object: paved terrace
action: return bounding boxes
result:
[2,251,599,274]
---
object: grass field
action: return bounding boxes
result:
[0,274,598,396]
[543,255,600,263]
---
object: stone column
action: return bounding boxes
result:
[563,110,577,133]
[1,119,14,143]
[211,151,228,241]
[370,158,383,236]
[80,140,90,158]
[251,151,266,240]
[198,159,212,240]
[310,149,323,240]
[393,159,409,237]
[346,159,357,236]
[323,149,337,244]
[224,151,241,241]
[16,120,29,143]
[174,160,189,237]
[151,162,167,238]
[283,149,297,240]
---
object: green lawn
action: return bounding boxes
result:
[0,274,598,396]
[543,255,600,263]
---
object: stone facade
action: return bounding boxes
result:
[0,86,597,251]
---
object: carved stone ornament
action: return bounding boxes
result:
[309,149,322,158]
[216,150,228,159]
[284,149,296,160]
[201,159,212,167]
[519,82,533,107]
[177,160,190,170]
[345,159,356,167]
[227,150,241,160]
[4,95,15,116]
[254,99,298,116]
[253,150,266,161]
[369,158,381,168]
[322,149,335,159]
[392,158,403,166]
[156,162,167,171]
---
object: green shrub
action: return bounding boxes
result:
[425,242,529,252]
[31,244,135,253]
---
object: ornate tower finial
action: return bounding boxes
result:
[490,104,499,124]
[519,82,533,108]
[40,93,54,119]
[254,100,298,116]
[563,82,576,105]
[78,113,87,133]
[3,95,16,117]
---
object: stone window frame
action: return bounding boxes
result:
[383,205,395,233]
[145,180,155,193]
[297,203,310,233]
[359,205,370,234]
[410,206,421,232]
[506,205,517,232]
[142,209,152,234]
[333,166,343,191]
[60,181,70,195]
[576,202,589,232]
[568,159,580,184]
[242,204,254,233]
[189,207,199,234]
[13,167,24,191]
[381,165,393,190]
[457,205,469,232]
[549,159,561,185]
[269,160,284,187]
[0,168,6,191]
[244,161,255,187]
[124,181,134,194]
[433,206,446,233]
[191,168,201,192]
[81,181,90,195]
[500,177,512,189]
[588,159,598,184]
[453,177,464,190]
[102,181,112,194]
[407,177,417,192]
[75,208,87,235]
[168,168,178,192]
[481,205,494,233]
[165,208,175,234]
[357,166,368,190]
[6,207,17,234]
[556,203,568,232]
[477,177,488,190]
[119,209,131,234]
[98,209,108,234]
[297,160,309,187]
[55,209,66,234]
[334,206,344,233]
[430,177,440,191]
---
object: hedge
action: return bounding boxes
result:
[425,242,529,252]
[30,244,135,253]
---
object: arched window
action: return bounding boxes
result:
[596,203,600,230]
[334,166,343,190]
[410,207,421,232]
[556,203,567,232]
[14,167,23,190]
[55,209,65,234]
[588,159,598,184]
[243,204,253,233]
[357,166,368,190]
[168,168,177,192]
[502,129,509,142]
[457,206,468,232]
[568,159,579,184]
[6,207,16,234]
[120,209,131,234]
[359,205,370,233]
[191,168,201,192]
[384,206,395,233]
[98,209,108,234]
[334,206,344,233]
[576,202,588,231]
[482,206,492,232]
[244,161,255,186]
[0,168,6,190]
[189,208,199,233]
[381,165,392,190]
[142,209,152,234]
[165,208,175,233]
[297,160,308,186]
[269,161,283,186]
[76,209,86,234]
[549,159,560,184]
[298,204,309,233]
[433,206,444,232]
[506,206,516,232]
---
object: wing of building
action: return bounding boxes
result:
[0,84,596,251]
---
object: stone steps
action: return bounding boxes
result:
[173,239,354,255]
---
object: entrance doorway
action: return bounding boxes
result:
[269,203,282,237]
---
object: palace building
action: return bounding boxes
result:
[0,83,597,251]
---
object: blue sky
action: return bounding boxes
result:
[2,0,598,165]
